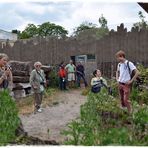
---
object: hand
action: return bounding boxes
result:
[126,80,132,85]
[4,69,11,76]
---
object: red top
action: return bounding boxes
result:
[58,68,66,78]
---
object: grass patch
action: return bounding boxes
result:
[81,87,90,96]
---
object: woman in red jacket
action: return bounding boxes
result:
[58,64,67,90]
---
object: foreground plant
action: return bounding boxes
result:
[62,88,148,146]
[0,90,20,145]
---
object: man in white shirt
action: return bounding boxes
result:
[116,50,139,113]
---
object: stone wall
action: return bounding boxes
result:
[0,23,148,79]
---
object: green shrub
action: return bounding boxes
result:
[100,127,131,145]
[63,87,148,146]
[0,90,20,145]
[48,68,59,88]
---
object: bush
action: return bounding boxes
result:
[63,88,148,145]
[0,90,20,145]
[48,68,59,88]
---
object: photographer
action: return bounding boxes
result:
[0,53,13,91]
[30,62,46,113]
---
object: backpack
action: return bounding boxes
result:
[127,61,143,88]
[91,80,103,93]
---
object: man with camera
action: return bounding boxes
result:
[0,53,13,90]
[30,61,46,113]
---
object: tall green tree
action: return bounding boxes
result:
[98,14,108,29]
[38,22,68,38]
[19,22,68,39]
[19,24,38,39]
[72,21,97,36]
[96,14,109,39]
[133,11,148,30]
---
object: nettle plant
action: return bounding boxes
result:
[0,90,20,145]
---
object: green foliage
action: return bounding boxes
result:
[133,104,148,128]
[100,127,130,145]
[72,21,97,36]
[133,11,148,30]
[19,24,38,39]
[72,14,109,39]
[0,90,20,145]
[130,64,148,105]
[96,27,109,39]
[38,22,68,38]
[98,14,108,29]
[63,87,148,145]
[137,64,148,85]
[48,68,59,88]
[19,22,68,39]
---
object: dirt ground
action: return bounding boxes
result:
[20,89,87,144]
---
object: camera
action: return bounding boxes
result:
[62,78,65,82]
[5,64,11,70]
[40,82,45,85]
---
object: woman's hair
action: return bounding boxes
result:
[115,50,125,58]
[34,61,42,67]
[0,53,9,60]
[93,69,99,77]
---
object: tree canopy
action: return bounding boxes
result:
[18,22,68,39]
[72,21,97,36]
[13,14,109,39]
[133,11,148,30]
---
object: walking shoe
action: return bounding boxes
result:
[37,108,42,113]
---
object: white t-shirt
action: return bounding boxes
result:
[117,60,136,83]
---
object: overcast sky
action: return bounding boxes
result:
[0,1,148,35]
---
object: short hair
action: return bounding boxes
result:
[34,61,42,67]
[115,50,125,58]
[0,53,9,60]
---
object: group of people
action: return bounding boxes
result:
[0,50,139,114]
[58,60,88,90]
[30,50,139,114]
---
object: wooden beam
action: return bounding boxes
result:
[138,2,148,13]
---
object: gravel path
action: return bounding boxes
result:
[20,89,86,144]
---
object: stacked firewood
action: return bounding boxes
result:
[9,61,33,83]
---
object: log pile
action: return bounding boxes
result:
[8,61,33,99]
[9,61,51,99]
[9,60,33,83]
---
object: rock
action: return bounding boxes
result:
[12,120,59,145]
[13,89,26,99]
